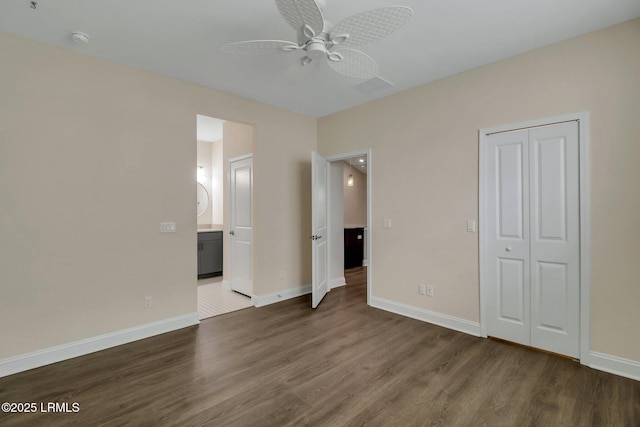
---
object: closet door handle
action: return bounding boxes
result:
[230,230,235,236]
[505,246,512,252]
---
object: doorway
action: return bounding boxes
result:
[479,113,591,362]
[338,156,368,288]
[312,150,371,308]
[196,115,254,319]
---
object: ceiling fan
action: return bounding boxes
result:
[221,0,413,81]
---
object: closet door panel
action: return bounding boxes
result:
[484,130,531,346]
[529,122,580,358]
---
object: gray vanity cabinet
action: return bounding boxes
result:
[198,231,222,278]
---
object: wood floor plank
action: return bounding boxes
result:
[0,266,638,426]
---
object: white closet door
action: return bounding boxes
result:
[529,122,580,357]
[485,129,531,346]
[484,121,580,358]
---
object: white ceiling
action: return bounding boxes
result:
[345,157,368,175]
[2,0,639,118]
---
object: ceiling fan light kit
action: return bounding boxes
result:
[222,0,413,81]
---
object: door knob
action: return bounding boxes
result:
[230,230,235,235]
[505,246,512,252]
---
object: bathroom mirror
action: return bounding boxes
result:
[196,182,209,217]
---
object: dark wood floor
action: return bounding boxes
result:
[1,267,638,426]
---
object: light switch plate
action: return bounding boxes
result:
[467,220,476,233]
[383,218,392,229]
[160,222,176,233]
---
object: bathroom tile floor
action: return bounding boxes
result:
[197,278,253,320]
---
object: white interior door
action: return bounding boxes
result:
[311,152,329,308]
[485,129,532,347]
[484,121,580,358]
[229,156,253,297]
[529,123,580,357]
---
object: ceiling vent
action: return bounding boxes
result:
[352,76,394,94]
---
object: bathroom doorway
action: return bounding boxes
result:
[196,114,254,319]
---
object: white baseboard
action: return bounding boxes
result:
[0,312,200,378]
[370,297,481,337]
[253,284,311,307]
[330,277,346,290]
[221,280,231,290]
[589,351,640,381]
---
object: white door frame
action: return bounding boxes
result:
[229,153,254,297]
[479,112,590,364]
[326,149,373,306]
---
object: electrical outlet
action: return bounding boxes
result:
[144,296,153,308]
[418,284,426,295]
[426,285,434,297]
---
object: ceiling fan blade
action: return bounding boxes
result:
[285,56,318,83]
[275,0,325,36]
[331,6,413,48]
[221,40,299,54]
[327,49,379,79]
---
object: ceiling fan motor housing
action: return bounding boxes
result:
[306,38,328,58]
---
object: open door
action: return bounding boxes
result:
[229,155,253,297]
[311,152,329,308]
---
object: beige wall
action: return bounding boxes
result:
[318,19,640,362]
[196,139,213,226]
[197,138,224,227]
[0,31,315,359]
[343,162,367,227]
[211,139,223,225]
